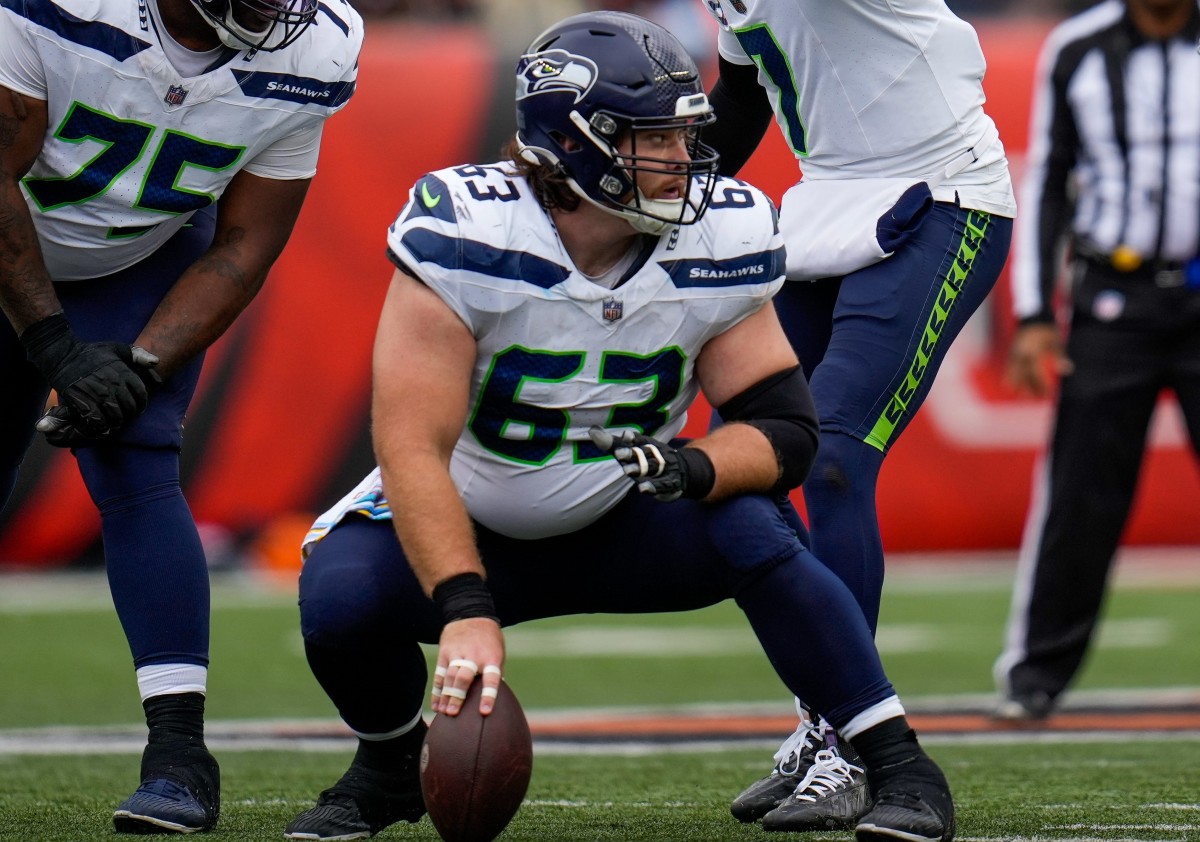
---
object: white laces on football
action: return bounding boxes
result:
[789,749,864,802]
[772,722,820,774]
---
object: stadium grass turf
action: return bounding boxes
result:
[3,578,1199,728]
[3,569,1198,840]
[0,741,1197,841]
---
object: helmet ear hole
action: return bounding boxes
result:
[555,135,584,154]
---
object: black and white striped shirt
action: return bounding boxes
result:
[1012,0,1200,322]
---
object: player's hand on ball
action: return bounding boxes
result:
[589,425,707,502]
[432,617,505,717]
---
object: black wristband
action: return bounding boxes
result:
[678,446,716,500]
[18,312,71,357]
[432,572,498,624]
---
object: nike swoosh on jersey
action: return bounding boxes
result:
[421,183,441,208]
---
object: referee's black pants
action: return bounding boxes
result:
[997,260,1200,705]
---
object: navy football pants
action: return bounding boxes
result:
[299,490,897,736]
[997,262,1200,704]
[0,208,215,669]
[776,203,1013,630]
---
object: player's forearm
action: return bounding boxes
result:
[0,86,56,332]
[380,457,484,598]
[134,172,305,377]
[0,180,59,333]
[690,422,783,499]
[700,363,819,497]
[133,250,269,378]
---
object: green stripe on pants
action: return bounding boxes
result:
[864,210,992,451]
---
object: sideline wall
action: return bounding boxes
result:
[1,19,1197,567]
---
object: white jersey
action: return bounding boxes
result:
[0,0,362,279]
[704,0,1015,216]
[305,164,784,547]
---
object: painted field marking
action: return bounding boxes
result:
[1,705,1198,756]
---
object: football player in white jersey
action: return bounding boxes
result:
[697,0,1015,835]
[0,0,361,832]
[286,11,955,842]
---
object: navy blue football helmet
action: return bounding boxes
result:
[189,0,317,51]
[514,11,720,234]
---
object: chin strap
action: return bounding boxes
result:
[625,208,671,235]
[570,182,681,235]
[628,191,687,234]
[515,137,685,236]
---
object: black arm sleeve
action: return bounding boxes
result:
[705,56,775,177]
[1025,50,1081,325]
[716,365,819,493]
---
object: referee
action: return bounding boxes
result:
[995,0,1200,720]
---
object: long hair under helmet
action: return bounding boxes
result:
[514,11,720,235]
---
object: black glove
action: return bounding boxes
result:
[588,425,715,502]
[33,404,101,448]
[20,313,161,439]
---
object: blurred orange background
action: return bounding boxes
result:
[3,17,1198,569]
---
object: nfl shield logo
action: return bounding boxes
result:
[602,298,623,323]
[164,85,188,106]
[729,0,747,12]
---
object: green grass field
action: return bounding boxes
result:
[1,741,1198,841]
[1,556,1198,840]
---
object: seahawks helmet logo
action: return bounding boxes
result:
[516,49,597,103]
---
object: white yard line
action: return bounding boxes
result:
[1,688,1198,756]
[0,729,1198,756]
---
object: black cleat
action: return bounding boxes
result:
[855,756,955,842]
[730,721,823,822]
[763,746,871,831]
[993,690,1055,722]
[113,744,220,834]
[285,759,425,841]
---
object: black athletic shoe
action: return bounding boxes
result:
[113,744,220,834]
[730,721,823,822]
[285,759,426,841]
[762,746,872,832]
[855,756,955,842]
[993,690,1055,722]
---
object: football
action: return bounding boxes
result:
[420,679,534,842]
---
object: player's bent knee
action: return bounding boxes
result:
[702,494,805,585]
[807,454,851,495]
[298,557,394,646]
[806,432,880,500]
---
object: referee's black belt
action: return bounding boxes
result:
[1074,245,1190,288]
